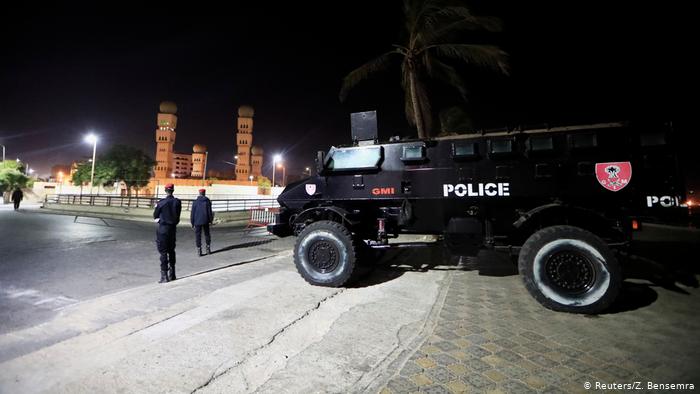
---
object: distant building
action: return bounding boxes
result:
[172,152,193,178]
[151,101,262,184]
[235,105,264,181]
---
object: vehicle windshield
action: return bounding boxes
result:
[325,146,382,171]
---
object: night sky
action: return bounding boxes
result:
[0,2,694,181]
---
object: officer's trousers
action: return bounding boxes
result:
[194,224,211,248]
[156,224,177,271]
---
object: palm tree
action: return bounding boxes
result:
[340,0,509,138]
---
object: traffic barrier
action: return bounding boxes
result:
[247,206,279,228]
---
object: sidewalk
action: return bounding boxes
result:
[377,250,700,393]
[0,252,449,393]
[0,202,42,210]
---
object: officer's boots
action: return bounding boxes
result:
[206,244,211,255]
[159,270,169,283]
[197,247,203,257]
[169,264,176,281]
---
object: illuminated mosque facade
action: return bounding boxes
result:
[152,101,264,182]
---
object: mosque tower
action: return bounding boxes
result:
[251,146,263,179]
[235,105,254,181]
[154,101,178,179]
[191,144,207,178]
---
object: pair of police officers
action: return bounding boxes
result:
[153,184,214,283]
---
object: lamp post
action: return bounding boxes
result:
[249,175,254,185]
[58,171,64,194]
[1,144,5,164]
[84,134,98,195]
[272,154,282,187]
[202,151,208,183]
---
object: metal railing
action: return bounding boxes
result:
[44,194,279,212]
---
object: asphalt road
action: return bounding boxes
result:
[0,205,294,336]
[0,204,698,393]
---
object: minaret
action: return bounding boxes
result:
[251,146,263,179]
[235,105,254,181]
[154,101,178,179]
[191,144,207,178]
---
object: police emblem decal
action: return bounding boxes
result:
[305,184,317,195]
[595,162,632,192]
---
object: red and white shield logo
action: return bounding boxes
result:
[595,162,632,192]
[305,184,317,195]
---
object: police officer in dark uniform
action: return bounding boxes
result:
[11,188,23,210]
[191,188,214,256]
[153,183,182,283]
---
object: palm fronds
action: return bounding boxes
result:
[339,51,398,102]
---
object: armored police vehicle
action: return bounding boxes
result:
[268,113,687,314]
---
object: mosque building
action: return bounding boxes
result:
[234,105,264,181]
[152,101,264,183]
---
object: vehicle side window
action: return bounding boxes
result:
[401,145,426,162]
[488,138,516,158]
[569,133,597,149]
[452,142,479,160]
[640,133,666,146]
[528,136,554,152]
[325,146,383,171]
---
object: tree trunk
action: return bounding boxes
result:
[408,69,426,139]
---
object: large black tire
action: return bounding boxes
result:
[294,220,359,287]
[518,225,621,314]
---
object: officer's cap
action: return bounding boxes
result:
[198,188,206,193]
[165,183,175,191]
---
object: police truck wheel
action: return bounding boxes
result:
[518,225,621,314]
[294,220,358,287]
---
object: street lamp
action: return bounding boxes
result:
[249,175,254,185]
[1,144,5,163]
[272,154,282,187]
[84,134,98,195]
[305,167,311,176]
[58,171,64,194]
[202,151,208,183]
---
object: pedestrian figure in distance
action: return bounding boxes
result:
[11,188,23,210]
[191,188,214,256]
[153,183,182,283]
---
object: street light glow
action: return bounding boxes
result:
[273,154,282,162]
[84,134,98,144]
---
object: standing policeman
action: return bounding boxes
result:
[191,188,214,256]
[153,183,182,283]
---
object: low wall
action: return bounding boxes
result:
[42,203,249,225]
[33,182,285,200]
